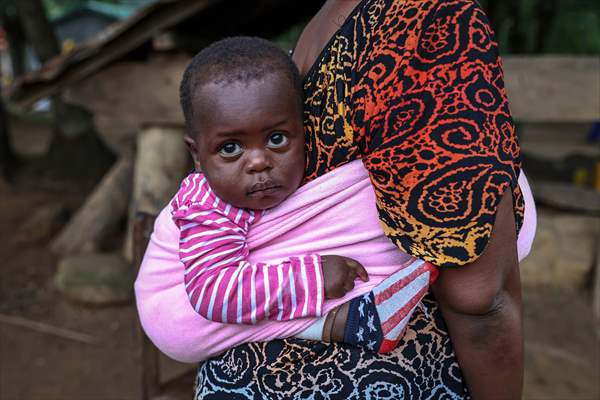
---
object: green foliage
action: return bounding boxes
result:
[273,22,305,52]
[481,0,600,54]
[42,0,148,19]
[43,0,81,19]
[545,9,600,53]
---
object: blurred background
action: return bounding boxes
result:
[0,0,599,399]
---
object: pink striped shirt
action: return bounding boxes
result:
[171,173,324,324]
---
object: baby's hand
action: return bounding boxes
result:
[321,255,369,299]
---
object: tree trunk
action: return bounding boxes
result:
[484,0,505,39]
[14,0,114,176]
[507,1,526,54]
[534,0,558,53]
[0,2,27,78]
[14,0,59,63]
[0,70,18,181]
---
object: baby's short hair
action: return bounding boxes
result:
[180,36,303,134]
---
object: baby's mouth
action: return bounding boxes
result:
[247,180,281,196]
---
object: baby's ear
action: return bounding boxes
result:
[183,135,202,172]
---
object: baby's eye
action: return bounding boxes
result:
[219,142,242,157]
[267,132,289,148]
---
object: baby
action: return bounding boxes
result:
[172,36,414,352]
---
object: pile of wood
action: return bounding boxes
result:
[48,123,189,302]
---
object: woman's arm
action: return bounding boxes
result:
[353,0,528,390]
[432,189,523,399]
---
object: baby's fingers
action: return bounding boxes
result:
[347,259,369,282]
[343,277,355,293]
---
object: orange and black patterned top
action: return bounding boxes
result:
[302,0,524,268]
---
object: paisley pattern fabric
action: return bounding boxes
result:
[195,0,522,398]
[195,294,469,400]
[303,0,524,267]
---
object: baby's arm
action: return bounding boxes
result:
[176,204,324,323]
[321,260,437,353]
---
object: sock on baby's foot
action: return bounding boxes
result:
[343,259,438,353]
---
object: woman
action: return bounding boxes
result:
[136,0,536,398]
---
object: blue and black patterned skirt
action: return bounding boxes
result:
[194,294,470,399]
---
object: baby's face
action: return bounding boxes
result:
[185,72,305,210]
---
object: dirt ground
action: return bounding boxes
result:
[0,122,598,400]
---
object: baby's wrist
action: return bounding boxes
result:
[331,302,349,342]
[323,302,349,342]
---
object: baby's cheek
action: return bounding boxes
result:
[287,146,307,188]
[207,170,244,204]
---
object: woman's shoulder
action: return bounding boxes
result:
[353,0,488,77]
[370,0,487,42]
[355,0,524,268]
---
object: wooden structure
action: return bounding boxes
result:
[502,55,600,123]
[7,0,322,108]
[130,125,190,400]
[132,212,161,399]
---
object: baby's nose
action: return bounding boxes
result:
[245,150,272,173]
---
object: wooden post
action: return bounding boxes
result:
[594,234,600,339]
[133,212,161,400]
[123,124,189,262]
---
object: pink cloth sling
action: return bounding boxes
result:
[135,160,536,363]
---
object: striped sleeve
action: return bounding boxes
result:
[172,174,325,324]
